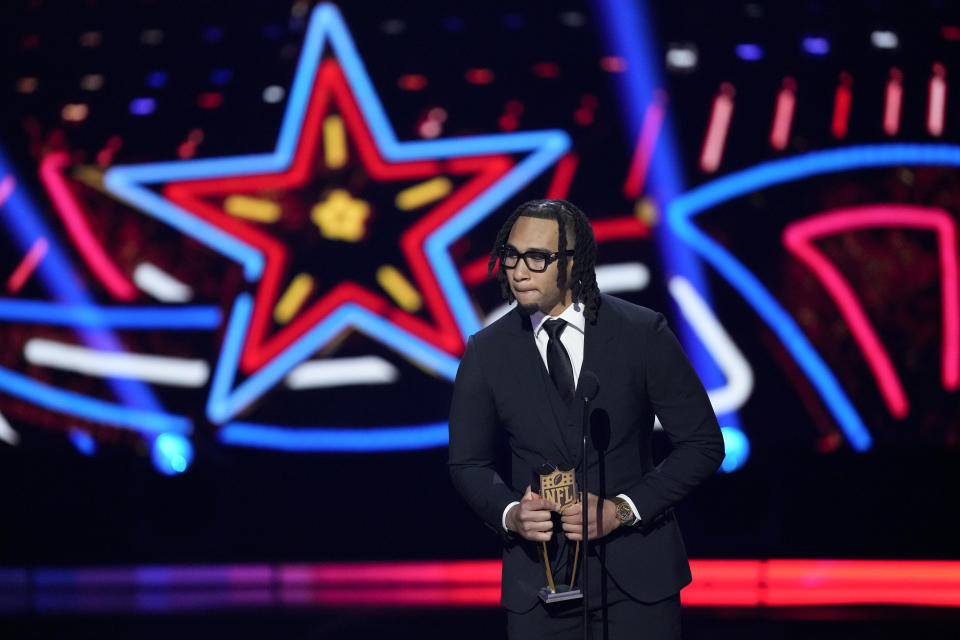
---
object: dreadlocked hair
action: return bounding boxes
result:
[487,199,601,323]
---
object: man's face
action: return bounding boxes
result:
[504,215,574,317]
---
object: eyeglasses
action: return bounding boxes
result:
[499,246,575,273]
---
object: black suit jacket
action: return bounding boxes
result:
[448,294,725,612]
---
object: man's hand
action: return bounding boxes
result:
[560,492,620,541]
[505,486,558,542]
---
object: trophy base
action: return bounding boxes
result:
[538,585,583,603]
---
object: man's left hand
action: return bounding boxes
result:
[560,493,620,541]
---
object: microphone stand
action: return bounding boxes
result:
[580,389,594,640]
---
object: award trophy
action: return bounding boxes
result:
[534,463,583,603]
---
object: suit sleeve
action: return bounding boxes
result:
[448,334,521,534]
[625,312,725,522]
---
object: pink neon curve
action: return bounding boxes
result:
[0,174,15,208]
[699,83,735,174]
[39,153,137,301]
[7,236,49,293]
[769,78,796,151]
[623,89,667,199]
[783,205,960,419]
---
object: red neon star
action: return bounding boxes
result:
[164,59,512,374]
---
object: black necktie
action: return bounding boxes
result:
[543,319,575,400]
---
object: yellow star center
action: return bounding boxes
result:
[311,189,371,242]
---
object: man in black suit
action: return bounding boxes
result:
[448,199,725,639]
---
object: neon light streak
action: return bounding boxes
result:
[831,72,853,140]
[718,426,749,473]
[769,77,796,151]
[596,0,732,415]
[285,356,399,389]
[0,299,221,329]
[0,365,191,435]
[69,428,97,456]
[669,144,960,450]
[375,265,422,312]
[802,36,830,55]
[397,74,427,91]
[61,104,90,123]
[734,43,763,61]
[6,236,48,293]
[0,411,20,446]
[699,83,735,173]
[395,177,453,210]
[323,114,347,168]
[9,560,960,611]
[39,152,137,301]
[532,62,560,78]
[591,216,650,242]
[623,90,666,198]
[24,338,210,387]
[870,30,899,49]
[71,165,110,194]
[928,63,947,137]
[927,62,947,137]
[1,148,162,412]
[197,92,223,109]
[219,421,449,451]
[96,136,123,167]
[133,262,193,302]
[224,195,281,222]
[669,276,753,415]
[595,262,650,292]
[464,68,494,85]
[0,174,15,207]
[884,68,903,136]
[600,56,628,72]
[460,256,495,286]
[761,560,960,607]
[129,97,156,116]
[545,152,578,200]
[274,273,315,324]
[152,433,193,475]
[206,294,461,424]
[783,205,959,413]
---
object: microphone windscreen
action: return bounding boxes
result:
[579,370,600,401]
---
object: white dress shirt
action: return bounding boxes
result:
[502,302,641,531]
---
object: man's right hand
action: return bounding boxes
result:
[505,486,558,542]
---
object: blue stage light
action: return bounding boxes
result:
[68,429,97,456]
[129,98,157,116]
[719,426,749,473]
[151,433,193,475]
[145,71,168,88]
[802,36,830,55]
[735,44,764,61]
[210,69,233,85]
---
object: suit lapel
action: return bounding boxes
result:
[501,310,571,461]
[579,299,617,392]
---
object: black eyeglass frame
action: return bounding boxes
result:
[498,246,575,273]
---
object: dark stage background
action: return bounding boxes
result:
[2,0,960,638]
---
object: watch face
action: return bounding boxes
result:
[617,502,633,523]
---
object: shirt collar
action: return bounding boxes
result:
[532,301,586,337]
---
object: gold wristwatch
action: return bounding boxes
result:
[611,496,637,526]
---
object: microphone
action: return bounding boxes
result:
[579,370,599,403]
